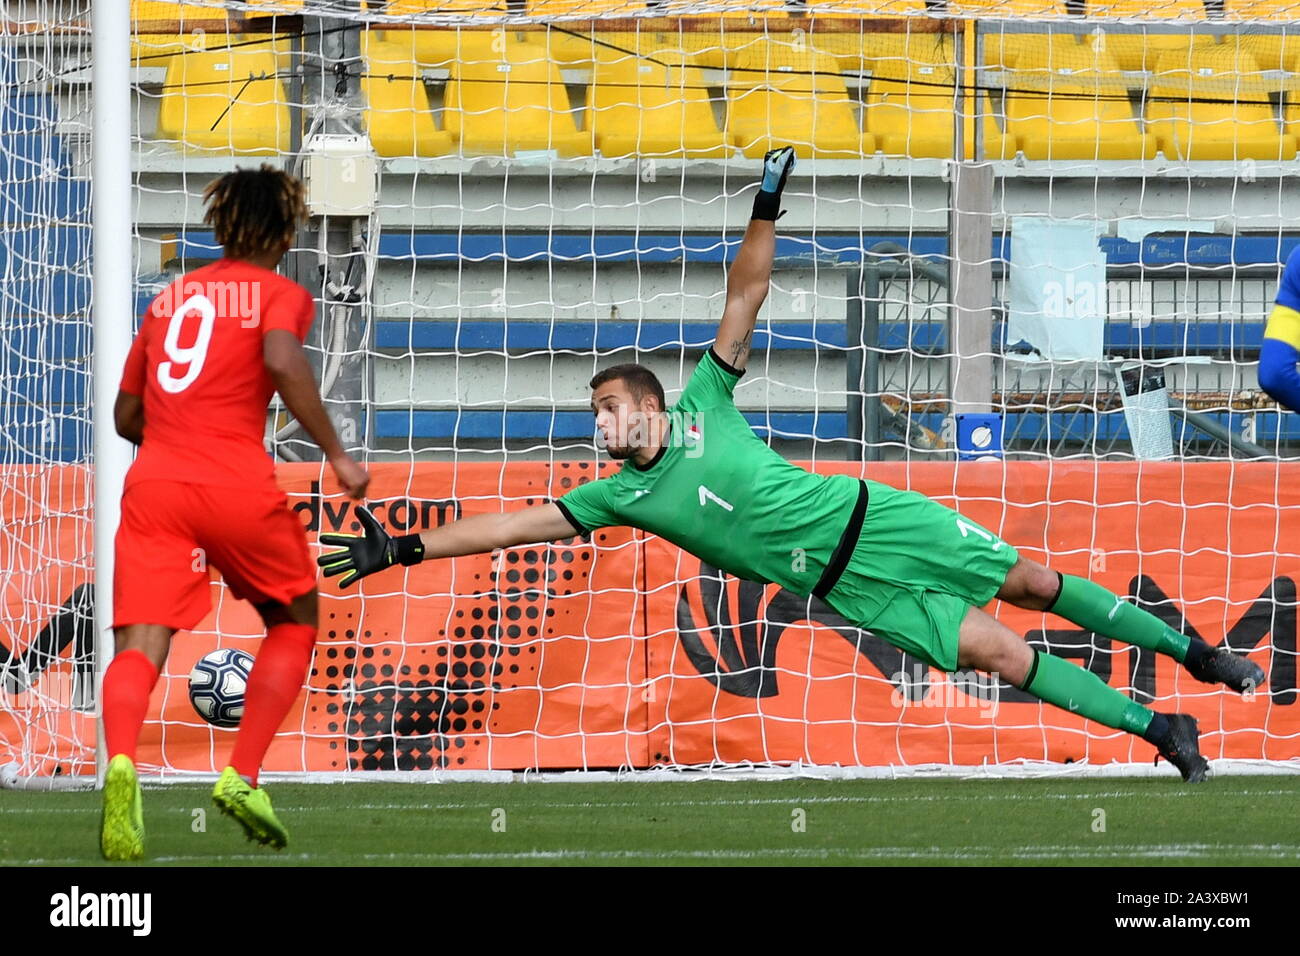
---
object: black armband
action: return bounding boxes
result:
[393,533,425,566]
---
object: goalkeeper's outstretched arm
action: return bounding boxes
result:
[318,503,578,588]
[713,147,796,374]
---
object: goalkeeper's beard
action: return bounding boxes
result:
[605,443,637,460]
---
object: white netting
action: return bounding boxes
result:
[2,0,1298,783]
[0,1,97,781]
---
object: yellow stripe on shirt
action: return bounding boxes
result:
[1264,304,1300,349]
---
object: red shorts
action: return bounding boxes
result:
[113,479,315,631]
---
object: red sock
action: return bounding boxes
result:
[102,649,160,762]
[230,623,316,787]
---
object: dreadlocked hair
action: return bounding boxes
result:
[202,164,307,260]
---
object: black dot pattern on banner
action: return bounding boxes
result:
[302,536,603,771]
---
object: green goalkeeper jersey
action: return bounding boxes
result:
[556,350,866,597]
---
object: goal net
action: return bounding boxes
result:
[2,0,1297,784]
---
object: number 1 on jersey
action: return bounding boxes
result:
[698,485,734,512]
[955,517,1004,551]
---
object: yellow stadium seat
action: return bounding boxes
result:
[1147,47,1297,160]
[363,40,457,157]
[949,0,1070,70]
[520,0,654,69]
[132,1,229,62]
[155,49,290,154]
[1224,0,1300,14]
[949,0,1066,12]
[445,44,594,157]
[726,50,874,157]
[132,1,223,23]
[651,1,806,69]
[1227,35,1300,73]
[1223,0,1300,72]
[803,0,928,11]
[371,25,512,67]
[863,44,1010,158]
[538,27,699,69]
[1004,45,1157,159]
[1084,0,1215,72]
[801,0,928,71]
[587,57,732,158]
[380,0,506,12]
[240,0,304,11]
[526,0,646,13]
[374,22,517,66]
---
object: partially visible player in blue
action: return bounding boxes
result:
[1259,244,1300,409]
[319,149,1266,784]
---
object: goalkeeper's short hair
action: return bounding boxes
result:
[590,364,666,413]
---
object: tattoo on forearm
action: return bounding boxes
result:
[728,331,752,367]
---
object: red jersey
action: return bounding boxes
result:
[119,258,314,490]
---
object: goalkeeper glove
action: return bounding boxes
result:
[751,146,796,221]
[316,505,424,588]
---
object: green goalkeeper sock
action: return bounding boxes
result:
[1020,649,1155,737]
[1048,573,1192,662]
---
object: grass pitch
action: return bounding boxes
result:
[3,776,1298,866]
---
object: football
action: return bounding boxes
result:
[188,648,255,729]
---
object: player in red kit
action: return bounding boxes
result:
[100,166,369,861]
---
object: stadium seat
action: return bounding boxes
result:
[948,0,1071,70]
[1224,0,1300,72]
[240,0,303,12]
[444,43,594,157]
[131,0,223,26]
[1083,0,1216,73]
[802,0,929,10]
[369,25,508,68]
[726,50,874,157]
[524,0,656,67]
[653,0,809,69]
[587,57,732,158]
[863,45,1011,158]
[155,48,290,154]
[363,40,457,157]
[1147,47,1297,161]
[131,1,295,64]
[1004,44,1157,159]
[380,0,506,12]
[541,26,699,70]
[526,0,646,13]
[132,1,230,62]
[801,0,931,73]
[948,0,1067,11]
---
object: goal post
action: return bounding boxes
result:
[2,0,1298,787]
[91,0,135,789]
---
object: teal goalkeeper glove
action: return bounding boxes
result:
[317,505,424,588]
[752,146,796,221]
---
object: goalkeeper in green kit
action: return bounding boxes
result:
[320,148,1263,783]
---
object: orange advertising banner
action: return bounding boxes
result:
[1,461,1296,776]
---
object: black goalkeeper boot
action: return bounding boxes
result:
[1186,645,1266,695]
[1151,713,1210,783]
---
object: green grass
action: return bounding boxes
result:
[4,776,1298,866]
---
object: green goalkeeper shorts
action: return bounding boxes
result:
[822,479,1019,673]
